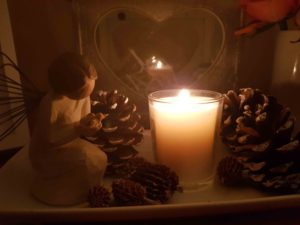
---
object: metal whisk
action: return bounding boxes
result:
[0,51,44,141]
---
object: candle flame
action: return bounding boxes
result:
[178,89,190,99]
[177,89,191,105]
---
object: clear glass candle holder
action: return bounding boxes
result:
[148,89,223,189]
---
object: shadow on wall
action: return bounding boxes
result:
[7,0,77,133]
[271,82,300,132]
[270,30,300,131]
[7,0,76,92]
[237,27,277,92]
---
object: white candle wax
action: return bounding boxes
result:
[149,90,221,185]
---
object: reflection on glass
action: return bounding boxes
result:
[145,56,175,93]
[95,7,224,98]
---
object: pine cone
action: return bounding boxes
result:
[129,163,179,203]
[220,88,300,193]
[113,156,150,178]
[217,156,244,186]
[87,185,111,207]
[112,179,147,206]
[260,173,300,193]
[244,137,300,193]
[221,88,295,153]
[88,90,144,175]
[105,146,138,176]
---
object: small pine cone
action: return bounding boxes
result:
[87,185,111,207]
[217,156,244,186]
[112,179,147,206]
[129,163,179,203]
[114,156,150,178]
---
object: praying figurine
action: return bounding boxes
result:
[29,52,107,206]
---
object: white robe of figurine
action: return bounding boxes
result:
[29,92,107,206]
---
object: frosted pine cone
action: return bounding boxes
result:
[220,88,300,193]
[92,90,144,146]
[245,136,300,193]
[112,179,147,206]
[129,163,179,203]
[88,90,144,175]
[87,185,111,207]
[221,88,295,155]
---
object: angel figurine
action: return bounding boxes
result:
[29,52,107,206]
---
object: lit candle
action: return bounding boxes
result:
[148,89,223,188]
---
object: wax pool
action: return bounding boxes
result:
[149,91,222,186]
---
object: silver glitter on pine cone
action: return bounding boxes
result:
[88,90,144,175]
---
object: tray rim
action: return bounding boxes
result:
[1,193,300,222]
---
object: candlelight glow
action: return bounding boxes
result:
[151,56,157,63]
[153,89,217,113]
[150,56,163,69]
[148,89,223,186]
[178,89,190,99]
[156,60,163,69]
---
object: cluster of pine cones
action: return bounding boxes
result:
[85,90,144,175]
[87,157,180,207]
[84,90,179,207]
[218,88,300,193]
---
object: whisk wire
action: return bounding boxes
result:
[0,51,44,142]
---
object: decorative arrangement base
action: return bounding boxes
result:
[180,175,214,191]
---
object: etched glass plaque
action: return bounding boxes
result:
[74,0,240,126]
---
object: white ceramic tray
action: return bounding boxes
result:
[0,131,300,222]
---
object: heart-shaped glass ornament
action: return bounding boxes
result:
[94,7,225,99]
